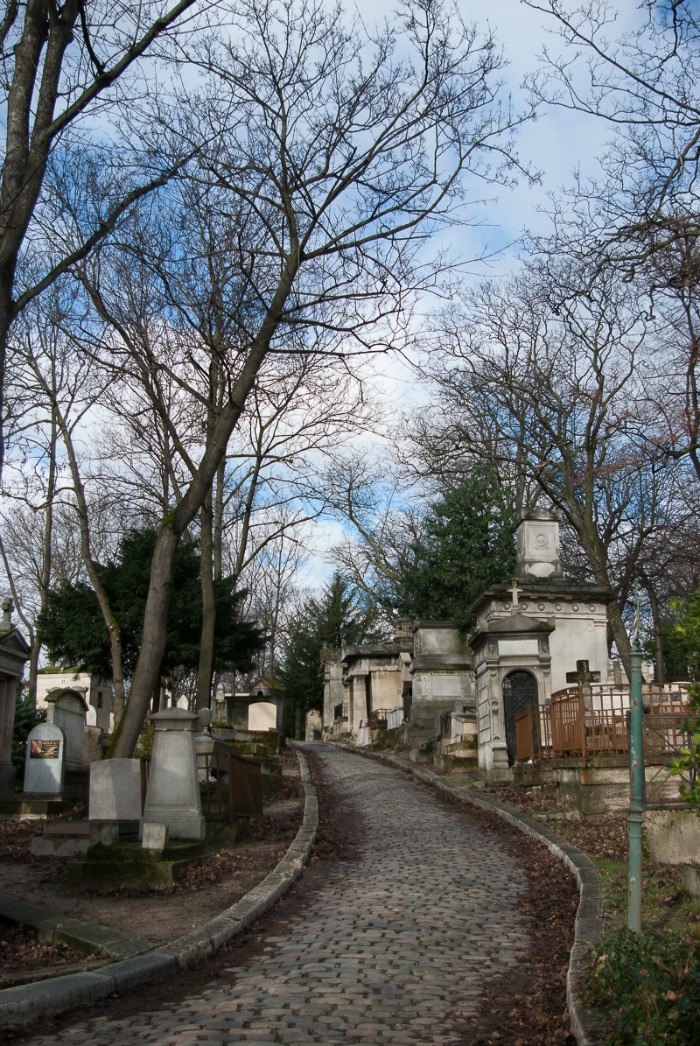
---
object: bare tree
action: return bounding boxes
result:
[523,2,700,486]
[322,454,423,626]
[0,0,215,466]
[67,188,381,710]
[5,297,131,718]
[67,0,531,756]
[410,259,691,673]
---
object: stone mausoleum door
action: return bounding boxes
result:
[503,670,538,766]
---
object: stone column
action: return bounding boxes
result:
[141,707,205,841]
[352,676,368,729]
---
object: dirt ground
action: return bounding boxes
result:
[0,747,305,981]
[0,749,642,1045]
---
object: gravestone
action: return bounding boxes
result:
[248,701,277,731]
[89,758,143,822]
[565,659,601,689]
[142,707,205,841]
[45,688,88,769]
[23,723,65,796]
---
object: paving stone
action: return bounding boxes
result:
[23,745,534,1044]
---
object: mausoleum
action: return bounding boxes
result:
[467,509,613,771]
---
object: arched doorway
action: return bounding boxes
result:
[503,670,538,765]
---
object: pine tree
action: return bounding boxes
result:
[400,467,517,630]
[282,572,382,732]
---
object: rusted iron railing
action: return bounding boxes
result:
[514,684,690,769]
[369,708,391,728]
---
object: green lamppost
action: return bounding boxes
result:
[628,581,644,933]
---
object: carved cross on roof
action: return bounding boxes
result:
[510,578,523,609]
[565,659,601,688]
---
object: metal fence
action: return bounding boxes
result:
[515,684,691,770]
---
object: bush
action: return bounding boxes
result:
[589,929,699,1044]
[668,689,700,811]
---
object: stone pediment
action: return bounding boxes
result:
[0,627,30,676]
[0,627,30,654]
[469,612,555,649]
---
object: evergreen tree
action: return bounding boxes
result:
[39,529,264,685]
[13,697,46,785]
[400,467,517,630]
[282,572,382,733]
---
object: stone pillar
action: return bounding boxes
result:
[321,647,343,730]
[141,707,205,841]
[352,676,368,728]
[0,678,16,797]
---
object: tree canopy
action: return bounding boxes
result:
[39,529,264,687]
[282,572,382,729]
[399,468,517,630]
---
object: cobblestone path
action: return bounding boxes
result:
[26,745,534,1045]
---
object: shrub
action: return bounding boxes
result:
[668,689,700,811]
[589,929,699,1044]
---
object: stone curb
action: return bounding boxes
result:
[340,745,603,1046]
[0,746,318,1031]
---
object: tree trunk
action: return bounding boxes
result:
[606,600,632,679]
[195,490,216,710]
[58,417,127,723]
[110,307,290,755]
[646,582,666,685]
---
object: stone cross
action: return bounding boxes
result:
[510,579,523,609]
[565,659,601,689]
[0,598,13,632]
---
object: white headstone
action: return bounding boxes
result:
[248,701,277,731]
[89,758,143,821]
[23,723,65,796]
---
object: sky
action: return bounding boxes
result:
[0,0,648,605]
[300,0,640,588]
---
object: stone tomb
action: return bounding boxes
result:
[142,707,205,841]
[225,675,284,734]
[23,723,65,796]
[468,510,613,773]
[408,622,474,749]
[0,598,30,797]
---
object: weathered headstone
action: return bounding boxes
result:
[45,688,88,769]
[23,723,65,796]
[142,707,205,841]
[89,758,143,821]
[565,659,601,689]
[142,821,169,851]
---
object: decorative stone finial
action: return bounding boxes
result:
[515,511,563,580]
